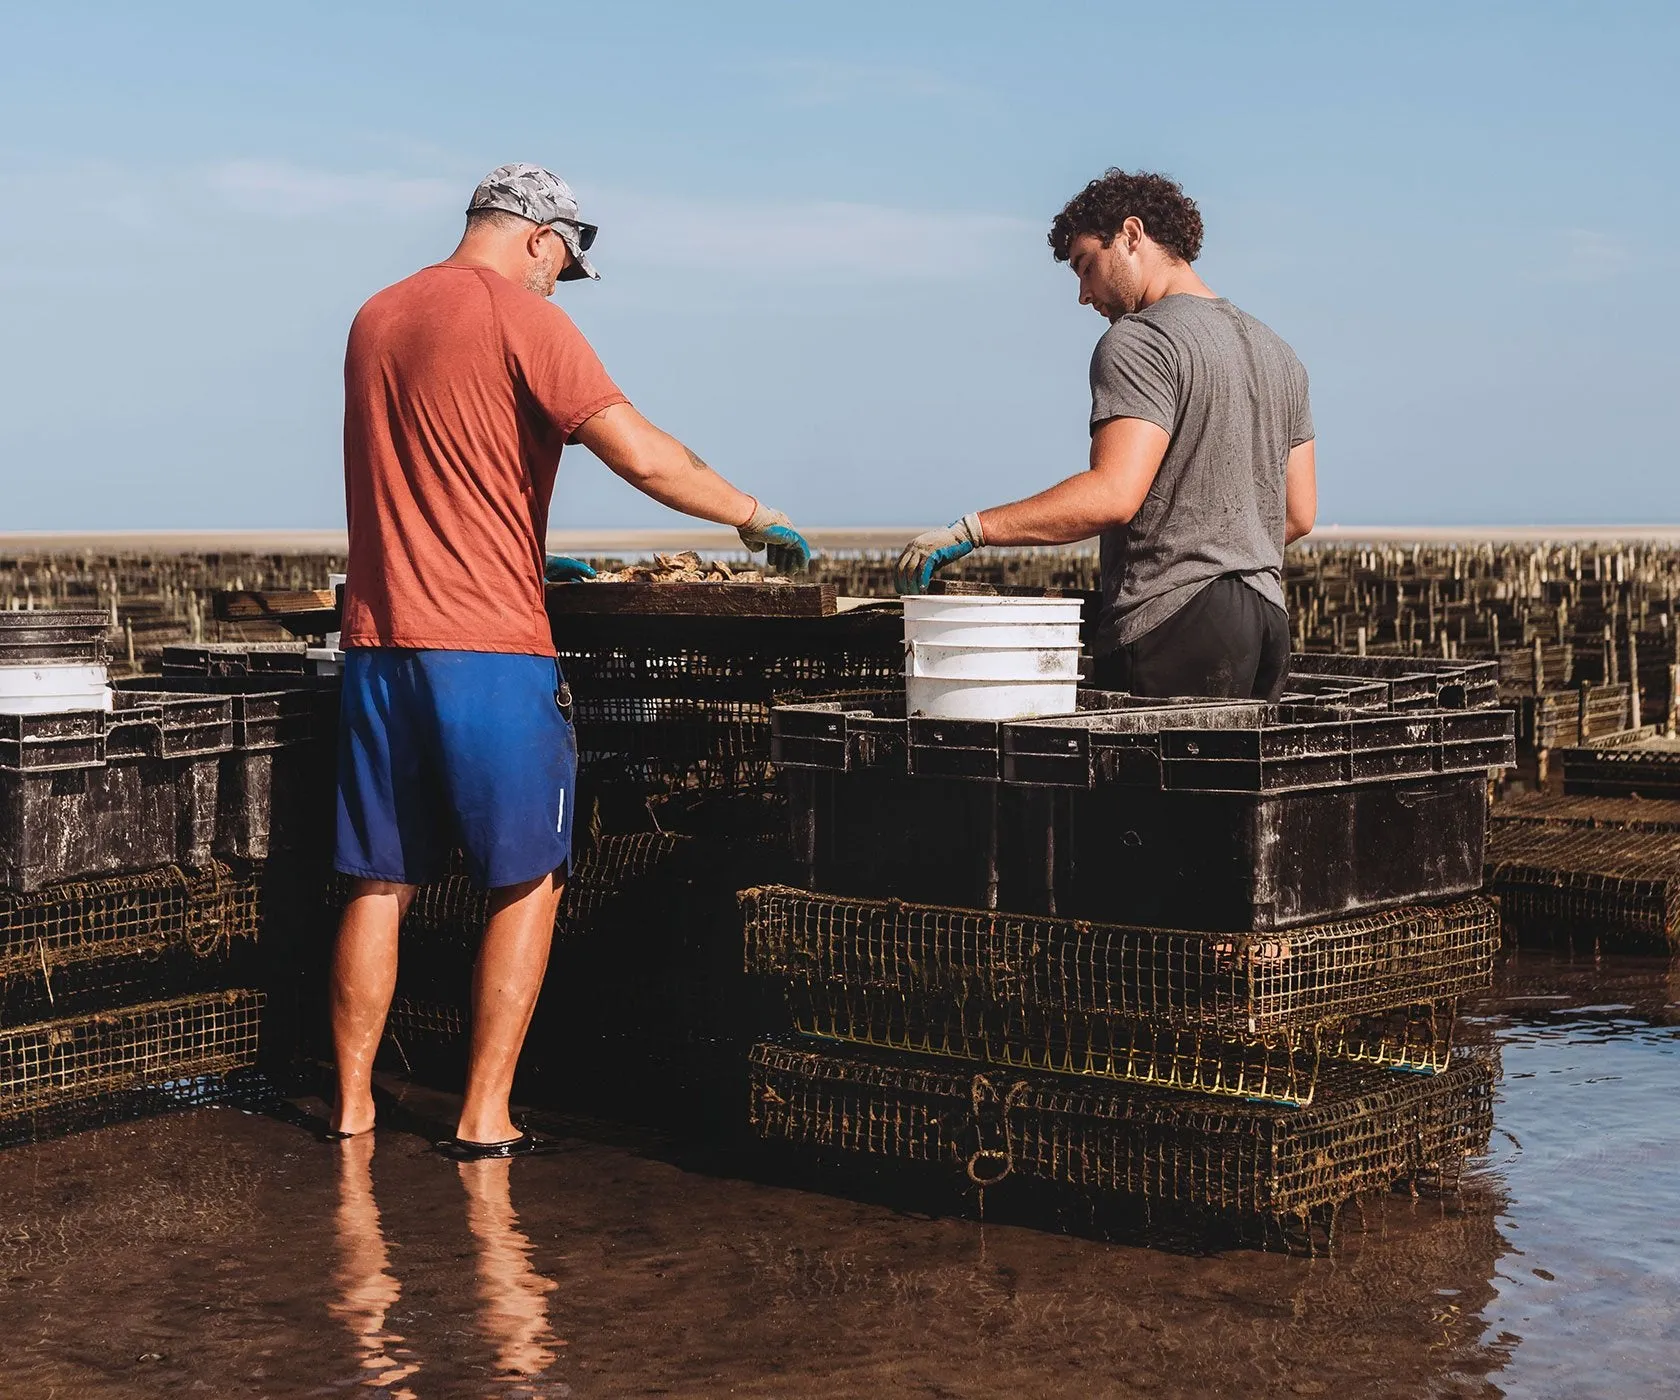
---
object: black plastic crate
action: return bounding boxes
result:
[0,610,109,667]
[1558,736,1680,800]
[160,642,310,677]
[1007,706,1513,791]
[784,763,1493,931]
[776,695,1514,790]
[1276,675,1394,711]
[1511,685,1632,751]
[1288,653,1499,711]
[118,675,338,860]
[0,694,231,891]
[777,696,1504,929]
[551,608,905,704]
[785,760,1495,930]
[747,1038,1494,1221]
[552,608,905,796]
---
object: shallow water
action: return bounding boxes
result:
[0,950,1674,1399]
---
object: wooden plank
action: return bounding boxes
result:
[544,582,838,619]
[213,589,338,622]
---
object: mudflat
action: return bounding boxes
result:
[0,950,1674,1398]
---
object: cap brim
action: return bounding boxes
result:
[556,252,599,282]
[554,229,599,282]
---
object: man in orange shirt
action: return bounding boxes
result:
[330,163,811,1158]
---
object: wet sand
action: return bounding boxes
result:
[0,951,1675,1399]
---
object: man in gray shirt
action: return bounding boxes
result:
[897,169,1317,699]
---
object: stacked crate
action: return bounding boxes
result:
[747,684,1514,1243]
[0,614,267,1145]
[274,584,903,1124]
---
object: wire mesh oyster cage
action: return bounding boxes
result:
[0,989,263,1126]
[0,862,260,1021]
[1491,792,1680,835]
[1486,824,1680,950]
[747,1038,1494,1222]
[743,887,1488,1105]
[553,604,905,796]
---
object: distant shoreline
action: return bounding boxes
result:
[4,524,1680,554]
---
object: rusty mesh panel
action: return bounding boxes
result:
[1492,793,1680,834]
[327,833,692,947]
[747,1039,1494,1218]
[556,636,902,701]
[742,887,1497,1036]
[0,990,263,1120]
[780,975,1455,1105]
[0,863,259,982]
[1329,1001,1456,1074]
[1487,826,1680,948]
[384,995,465,1046]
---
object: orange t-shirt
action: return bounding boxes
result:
[340,263,628,654]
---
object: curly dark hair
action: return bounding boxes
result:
[1048,169,1204,264]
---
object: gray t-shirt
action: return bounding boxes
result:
[1090,294,1313,650]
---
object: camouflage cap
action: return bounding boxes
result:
[467,163,599,282]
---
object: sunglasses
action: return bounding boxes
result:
[547,217,597,252]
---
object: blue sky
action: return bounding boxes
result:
[2,0,1675,530]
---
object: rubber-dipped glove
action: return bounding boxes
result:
[896,513,985,594]
[544,555,598,583]
[737,501,813,574]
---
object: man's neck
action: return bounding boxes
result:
[444,236,521,284]
[1137,259,1216,310]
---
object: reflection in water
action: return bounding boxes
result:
[459,1157,566,1393]
[329,1134,420,1397]
[1470,953,1680,1400]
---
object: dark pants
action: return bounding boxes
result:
[1092,574,1291,701]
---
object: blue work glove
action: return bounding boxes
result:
[737,502,813,574]
[544,555,598,583]
[896,513,985,594]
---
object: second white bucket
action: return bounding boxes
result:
[902,595,1083,720]
[0,662,113,715]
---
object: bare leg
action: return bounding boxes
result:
[330,879,416,1135]
[455,869,564,1145]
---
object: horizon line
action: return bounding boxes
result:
[5,524,1680,555]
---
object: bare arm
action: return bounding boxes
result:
[1284,439,1317,544]
[975,417,1172,546]
[571,402,755,527]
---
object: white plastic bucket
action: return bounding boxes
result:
[902,596,1083,719]
[0,663,108,697]
[904,675,1077,720]
[902,596,1084,626]
[0,692,114,715]
[0,662,113,714]
[905,619,1083,648]
[307,646,344,678]
[906,643,1081,681]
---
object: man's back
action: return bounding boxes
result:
[341,263,625,655]
[1093,294,1313,650]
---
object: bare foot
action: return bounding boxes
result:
[330,1095,378,1138]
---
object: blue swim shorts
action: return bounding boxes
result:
[334,648,577,889]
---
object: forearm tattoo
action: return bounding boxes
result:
[683,446,712,473]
